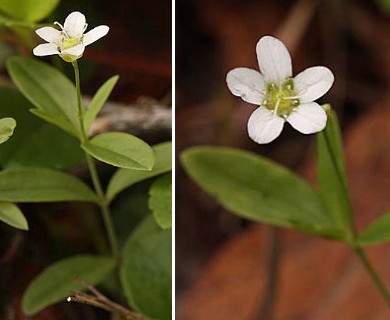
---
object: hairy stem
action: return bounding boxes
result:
[72,61,120,261]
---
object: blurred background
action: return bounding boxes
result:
[176,0,390,319]
[0,0,171,319]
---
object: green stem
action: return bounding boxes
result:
[72,61,120,261]
[354,247,390,306]
[322,115,390,309]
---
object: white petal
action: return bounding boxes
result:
[64,11,86,37]
[286,102,327,134]
[256,36,292,84]
[83,25,109,46]
[35,27,61,43]
[62,44,85,57]
[247,107,285,144]
[33,43,59,56]
[226,67,265,104]
[294,66,334,103]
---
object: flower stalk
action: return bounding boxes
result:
[72,61,120,262]
[322,123,390,309]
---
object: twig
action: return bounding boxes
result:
[67,278,150,320]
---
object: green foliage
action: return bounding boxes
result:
[84,75,119,133]
[377,0,390,12]
[0,117,15,143]
[82,132,155,170]
[0,88,84,169]
[317,109,351,235]
[0,202,27,230]
[120,216,171,320]
[107,141,172,203]
[22,255,115,316]
[0,0,60,22]
[0,167,97,203]
[356,213,390,246]
[6,56,80,137]
[181,146,342,238]
[149,174,172,229]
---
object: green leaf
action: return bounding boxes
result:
[0,88,84,169]
[107,142,172,203]
[82,132,155,170]
[30,109,77,138]
[181,146,341,237]
[6,56,80,137]
[120,216,171,320]
[356,213,390,246]
[149,174,171,229]
[0,167,97,203]
[0,117,15,144]
[84,75,119,133]
[317,108,351,234]
[22,255,115,316]
[0,202,27,230]
[0,0,60,22]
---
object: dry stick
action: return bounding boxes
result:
[67,279,150,320]
[319,0,349,120]
[275,0,319,52]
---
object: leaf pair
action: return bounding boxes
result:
[182,109,390,246]
[6,57,155,171]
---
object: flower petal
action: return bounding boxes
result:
[35,27,61,43]
[61,44,85,57]
[64,11,86,37]
[294,66,334,103]
[256,36,292,84]
[286,102,327,134]
[33,43,59,56]
[83,25,109,46]
[226,67,265,105]
[247,107,285,144]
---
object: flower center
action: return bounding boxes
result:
[61,37,80,50]
[262,78,300,118]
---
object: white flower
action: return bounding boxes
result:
[226,35,334,144]
[33,11,109,62]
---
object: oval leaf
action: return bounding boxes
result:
[6,56,79,137]
[356,213,390,246]
[0,117,15,144]
[22,255,115,316]
[181,146,340,237]
[0,167,97,203]
[84,75,119,133]
[107,141,172,203]
[0,202,27,230]
[149,174,172,229]
[120,217,172,320]
[0,0,60,22]
[82,132,155,170]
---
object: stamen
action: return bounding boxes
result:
[54,21,64,31]
[273,99,281,116]
[282,95,300,100]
